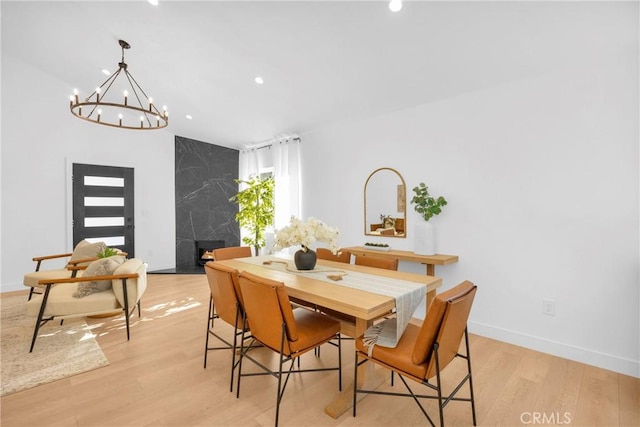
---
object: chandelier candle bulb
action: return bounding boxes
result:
[118,113,123,126]
[97,109,102,122]
[148,97,153,111]
[123,90,128,106]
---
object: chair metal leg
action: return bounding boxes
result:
[203,313,211,369]
[353,351,360,417]
[433,346,445,427]
[29,284,52,352]
[236,311,248,399]
[464,328,477,426]
[121,279,130,340]
[208,295,215,328]
[337,333,342,391]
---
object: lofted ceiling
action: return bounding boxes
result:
[2,1,636,148]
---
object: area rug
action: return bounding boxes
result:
[1,296,109,396]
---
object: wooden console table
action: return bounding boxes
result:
[342,246,458,306]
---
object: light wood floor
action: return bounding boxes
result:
[2,274,638,426]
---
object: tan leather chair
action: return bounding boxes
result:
[236,271,342,426]
[353,281,478,426]
[355,255,399,270]
[316,247,351,263]
[205,246,253,330]
[211,246,252,260]
[203,261,256,391]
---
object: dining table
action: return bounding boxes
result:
[214,254,442,419]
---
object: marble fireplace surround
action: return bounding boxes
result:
[173,136,240,273]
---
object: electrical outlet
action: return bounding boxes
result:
[543,299,556,316]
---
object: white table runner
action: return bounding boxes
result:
[238,255,425,353]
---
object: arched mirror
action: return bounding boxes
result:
[364,167,406,238]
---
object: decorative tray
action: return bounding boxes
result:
[363,244,391,252]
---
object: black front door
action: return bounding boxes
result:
[72,163,135,256]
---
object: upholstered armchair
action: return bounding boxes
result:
[27,258,147,352]
[23,240,108,300]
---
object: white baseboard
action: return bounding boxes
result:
[1,282,26,293]
[469,321,640,378]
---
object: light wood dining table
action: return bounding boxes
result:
[214,254,442,419]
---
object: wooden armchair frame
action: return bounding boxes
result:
[26,253,99,300]
[30,268,144,353]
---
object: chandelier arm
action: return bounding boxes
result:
[84,69,124,119]
[123,70,153,126]
[85,68,122,101]
[123,70,165,123]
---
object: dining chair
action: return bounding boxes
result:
[316,247,351,263]
[203,261,257,391]
[354,255,399,271]
[206,246,253,329]
[236,271,342,427]
[353,281,478,427]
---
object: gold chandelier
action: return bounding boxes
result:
[69,40,168,130]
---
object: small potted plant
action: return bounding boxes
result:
[410,183,447,255]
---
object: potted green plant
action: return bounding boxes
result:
[410,183,447,255]
[230,176,275,255]
[97,247,120,258]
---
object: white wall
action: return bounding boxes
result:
[1,55,176,291]
[300,57,639,377]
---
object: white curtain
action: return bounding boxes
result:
[238,149,261,183]
[238,135,301,253]
[273,136,302,229]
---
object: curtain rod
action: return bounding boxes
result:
[242,135,300,151]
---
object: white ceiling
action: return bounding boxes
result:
[2,1,636,148]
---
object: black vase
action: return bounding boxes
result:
[294,247,317,270]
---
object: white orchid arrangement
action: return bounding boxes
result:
[274,216,340,254]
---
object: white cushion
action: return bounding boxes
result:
[27,282,119,318]
[112,259,146,308]
[69,240,106,266]
[73,255,126,298]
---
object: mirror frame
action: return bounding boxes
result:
[363,167,407,238]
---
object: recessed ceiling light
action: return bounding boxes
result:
[185,114,193,120]
[148,0,159,6]
[254,76,264,85]
[389,0,402,12]
[101,69,110,75]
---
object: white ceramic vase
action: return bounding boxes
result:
[414,221,436,255]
